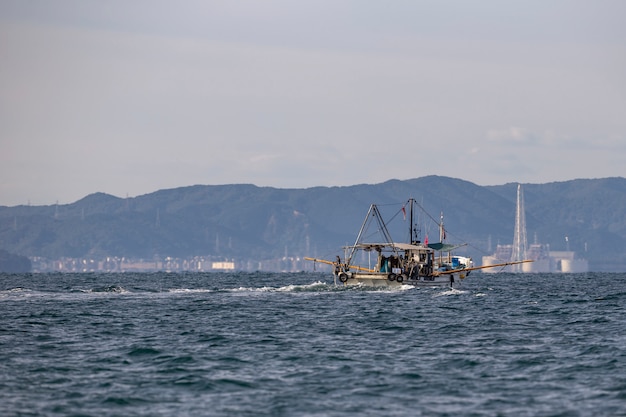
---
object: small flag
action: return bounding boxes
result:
[401,206,406,220]
[425,234,428,245]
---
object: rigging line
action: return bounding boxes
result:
[380,200,418,230]
[354,212,381,243]
[380,200,446,243]
[466,240,498,258]
[361,226,379,242]
[409,200,469,246]
[412,200,441,226]
[376,201,406,207]
[413,200,461,245]
[385,207,404,225]
[368,201,406,225]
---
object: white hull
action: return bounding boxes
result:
[338,271,468,288]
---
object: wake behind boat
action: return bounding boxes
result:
[306,198,531,288]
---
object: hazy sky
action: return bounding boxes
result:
[2,1,625,206]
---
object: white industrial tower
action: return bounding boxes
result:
[510,184,527,271]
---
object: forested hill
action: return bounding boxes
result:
[1,176,625,271]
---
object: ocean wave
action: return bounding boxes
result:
[224,281,417,293]
[222,281,334,293]
[0,287,32,299]
[434,288,468,297]
[0,287,28,294]
[168,288,214,294]
[276,281,333,292]
[88,285,128,294]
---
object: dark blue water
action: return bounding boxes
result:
[1,272,625,416]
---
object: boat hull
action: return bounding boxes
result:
[337,271,467,288]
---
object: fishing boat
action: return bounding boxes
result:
[306,198,531,288]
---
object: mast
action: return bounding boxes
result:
[409,198,415,244]
[439,212,445,243]
[511,183,528,272]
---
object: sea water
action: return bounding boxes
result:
[1,272,625,416]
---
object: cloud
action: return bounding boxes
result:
[484,128,626,151]
[486,127,538,146]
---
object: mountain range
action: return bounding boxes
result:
[1,176,625,272]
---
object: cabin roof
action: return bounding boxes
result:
[345,242,430,251]
[344,242,460,252]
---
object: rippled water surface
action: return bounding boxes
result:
[1,272,625,416]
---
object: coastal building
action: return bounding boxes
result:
[482,184,588,273]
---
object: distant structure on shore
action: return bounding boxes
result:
[482,184,588,273]
[29,255,311,273]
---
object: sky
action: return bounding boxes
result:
[1,0,625,206]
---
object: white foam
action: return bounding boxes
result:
[168,288,214,294]
[434,288,468,297]
[226,281,332,293]
[276,281,329,292]
[86,285,128,294]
